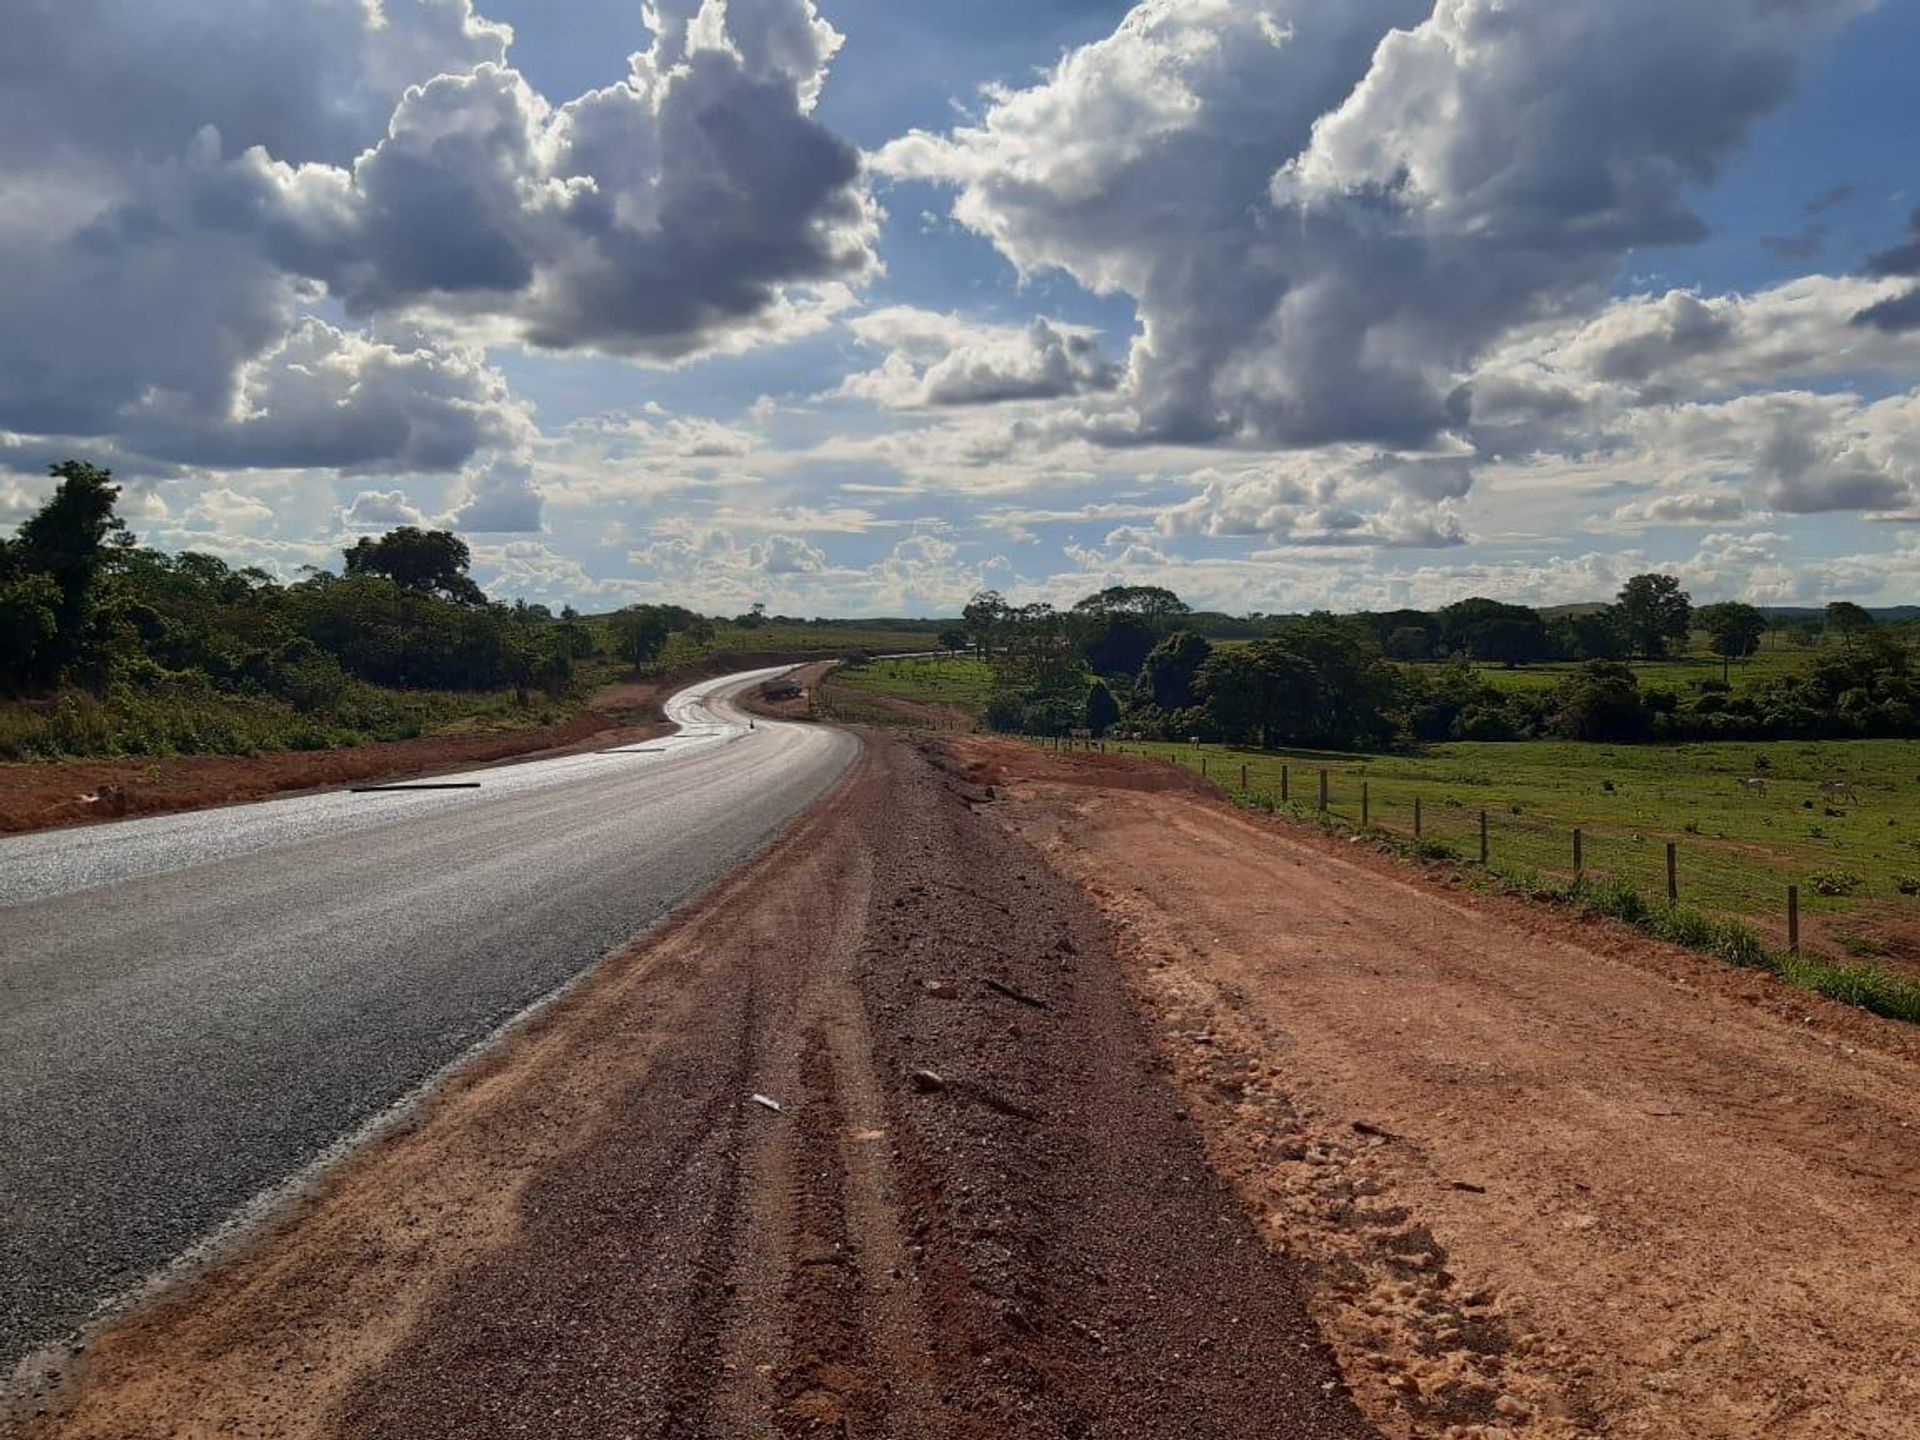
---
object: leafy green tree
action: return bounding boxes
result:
[1384,625,1433,661]
[611,603,711,670]
[1070,585,1191,626]
[936,625,968,653]
[1085,678,1120,735]
[1437,597,1550,665]
[1824,600,1877,642]
[1615,574,1692,659]
[342,528,486,606]
[962,589,1011,658]
[1552,661,1649,741]
[1136,630,1212,711]
[0,572,61,694]
[1697,601,1768,682]
[1080,612,1158,676]
[4,461,130,683]
[1553,607,1627,661]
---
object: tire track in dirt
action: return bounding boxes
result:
[960,737,1920,1440]
[11,736,1375,1440]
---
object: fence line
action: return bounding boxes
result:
[1030,732,1836,950]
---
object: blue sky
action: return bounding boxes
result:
[4,0,1919,615]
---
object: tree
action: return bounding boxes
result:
[1697,601,1768,682]
[1080,612,1159,676]
[962,589,1011,658]
[1070,585,1191,626]
[936,625,968,653]
[1136,630,1212,712]
[611,603,711,670]
[3,461,130,684]
[1615,574,1692,659]
[1085,679,1120,735]
[0,572,61,694]
[1553,607,1627,661]
[342,528,486,606]
[1437,598,1550,665]
[1825,601,1877,643]
[1553,661,1649,742]
[1384,625,1433,661]
[735,601,768,630]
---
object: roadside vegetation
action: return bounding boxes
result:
[0,461,940,761]
[838,583,1920,986]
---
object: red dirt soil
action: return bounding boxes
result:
[958,737,1920,1440]
[11,735,1376,1440]
[0,707,667,836]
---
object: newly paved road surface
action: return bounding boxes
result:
[0,670,857,1376]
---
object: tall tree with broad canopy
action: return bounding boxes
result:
[1615,574,1693,659]
[343,528,486,606]
[1697,601,1768,682]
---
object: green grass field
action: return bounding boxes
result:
[1443,643,1817,696]
[794,652,1920,950]
[1115,735,1920,946]
[830,654,993,711]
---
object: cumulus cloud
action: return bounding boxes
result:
[1518,278,1920,400]
[343,489,428,530]
[1608,491,1749,528]
[880,0,1869,450]
[0,0,875,480]
[1158,450,1471,548]
[452,456,545,532]
[841,308,1121,408]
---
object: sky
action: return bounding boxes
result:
[3,0,1919,618]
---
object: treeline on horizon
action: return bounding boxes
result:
[0,462,918,759]
[959,582,1920,751]
[4,460,1916,759]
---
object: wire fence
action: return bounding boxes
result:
[1031,733,1848,953]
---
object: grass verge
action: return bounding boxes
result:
[1127,743,1920,1028]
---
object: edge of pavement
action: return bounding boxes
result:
[1,664,845,1420]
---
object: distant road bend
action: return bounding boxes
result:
[0,667,857,1375]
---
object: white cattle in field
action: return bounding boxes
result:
[1738,777,1769,796]
[1821,779,1861,804]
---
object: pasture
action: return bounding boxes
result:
[830,654,995,711]
[1120,736,1920,955]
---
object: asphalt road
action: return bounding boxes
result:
[0,668,857,1378]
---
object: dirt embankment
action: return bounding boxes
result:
[12,735,1374,1440]
[958,737,1920,1440]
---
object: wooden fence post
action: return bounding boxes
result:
[1201,755,1209,779]
[1788,885,1800,954]
[1479,810,1489,864]
[1573,828,1584,880]
[1362,781,1370,826]
[1281,765,1290,803]
[1666,842,1678,903]
[1318,769,1329,812]
[1240,763,1248,792]
[1413,794,1423,839]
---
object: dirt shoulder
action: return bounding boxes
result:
[11,734,1374,1440]
[956,737,1920,1439]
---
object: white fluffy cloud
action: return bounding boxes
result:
[841,307,1121,408]
[1158,450,1471,548]
[0,0,875,481]
[882,0,1870,450]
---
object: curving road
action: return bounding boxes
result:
[0,668,857,1377]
